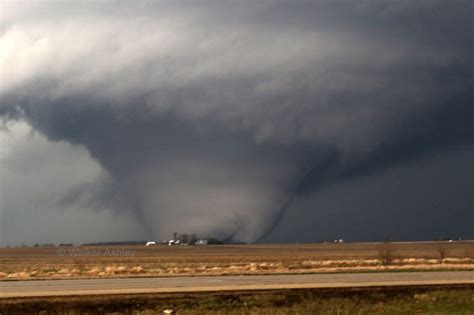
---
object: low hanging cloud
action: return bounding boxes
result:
[0,0,472,244]
[0,120,147,245]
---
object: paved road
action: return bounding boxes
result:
[1,271,473,298]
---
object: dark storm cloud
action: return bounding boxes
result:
[265,145,474,243]
[0,0,472,243]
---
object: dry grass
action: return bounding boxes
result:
[2,286,474,314]
[1,242,473,280]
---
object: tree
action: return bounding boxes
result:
[189,234,197,245]
[378,238,393,266]
[435,240,449,261]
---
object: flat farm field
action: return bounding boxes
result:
[1,241,473,280]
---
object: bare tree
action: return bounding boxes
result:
[435,240,449,261]
[378,238,394,266]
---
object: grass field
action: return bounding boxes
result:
[1,285,473,314]
[1,241,473,280]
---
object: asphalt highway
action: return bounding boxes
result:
[1,271,473,298]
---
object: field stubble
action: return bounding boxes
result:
[1,242,473,280]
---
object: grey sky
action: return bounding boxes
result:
[0,0,472,245]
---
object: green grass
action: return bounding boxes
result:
[177,287,474,314]
[1,285,473,314]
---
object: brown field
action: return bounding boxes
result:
[1,241,473,280]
